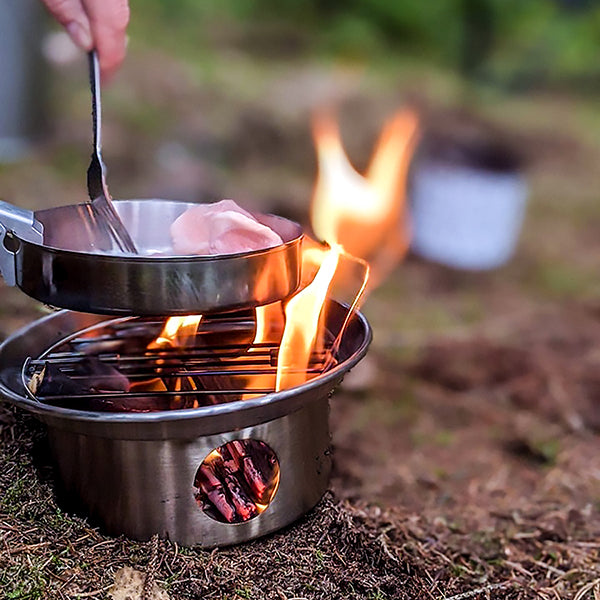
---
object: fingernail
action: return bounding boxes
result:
[66,21,93,51]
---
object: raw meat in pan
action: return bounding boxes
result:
[170,199,283,255]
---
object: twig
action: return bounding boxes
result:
[530,557,567,578]
[142,534,160,600]
[504,559,534,578]
[422,569,439,599]
[72,587,112,598]
[441,581,512,600]
[377,531,400,564]
[6,541,51,554]
[574,579,600,600]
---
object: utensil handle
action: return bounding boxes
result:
[88,50,102,159]
[0,200,44,286]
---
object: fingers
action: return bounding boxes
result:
[41,0,130,81]
[82,0,130,81]
[41,0,93,50]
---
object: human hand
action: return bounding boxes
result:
[41,0,130,81]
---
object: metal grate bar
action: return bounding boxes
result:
[37,389,273,402]
[45,341,280,355]
[28,352,329,370]
[58,367,323,380]
[28,353,278,367]
[23,314,338,408]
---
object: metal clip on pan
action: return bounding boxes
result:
[0,200,43,287]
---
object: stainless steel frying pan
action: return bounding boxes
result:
[0,199,303,315]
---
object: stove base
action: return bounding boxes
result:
[48,397,331,546]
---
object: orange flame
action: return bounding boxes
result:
[151,315,202,349]
[276,246,341,390]
[275,108,419,391]
[239,303,285,401]
[253,303,284,346]
[311,109,419,281]
[142,315,203,407]
[146,109,418,398]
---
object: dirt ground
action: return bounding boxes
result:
[1,42,600,599]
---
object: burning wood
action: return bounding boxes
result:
[25,358,179,412]
[27,358,129,396]
[23,312,290,411]
[194,440,280,524]
[26,356,240,412]
[146,313,252,409]
[195,462,237,523]
[230,439,273,504]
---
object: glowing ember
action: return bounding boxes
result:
[194,439,280,524]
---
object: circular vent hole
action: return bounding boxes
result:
[194,439,280,524]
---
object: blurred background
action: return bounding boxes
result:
[2,0,600,328]
[2,0,600,421]
[2,0,600,416]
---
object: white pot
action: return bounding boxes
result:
[410,161,528,270]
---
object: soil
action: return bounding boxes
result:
[2,297,600,600]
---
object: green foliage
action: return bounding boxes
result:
[532,437,561,465]
[367,590,388,600]
[488,0,600,82]
[347,0,464,59]
[320,13,385,59]
[0,478,27,513]
[531,261,596,299]
[130,0,600,84]
[1,560,49,600]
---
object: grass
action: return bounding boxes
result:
[531,261,597,298]
[5,406,593,600]
[2,561,49,600]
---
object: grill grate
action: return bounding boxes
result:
[22,313,337,411]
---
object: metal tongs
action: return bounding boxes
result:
[86,50,137,254]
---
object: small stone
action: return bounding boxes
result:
[108,566,170,600]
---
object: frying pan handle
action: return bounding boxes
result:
[0,200,44,287]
